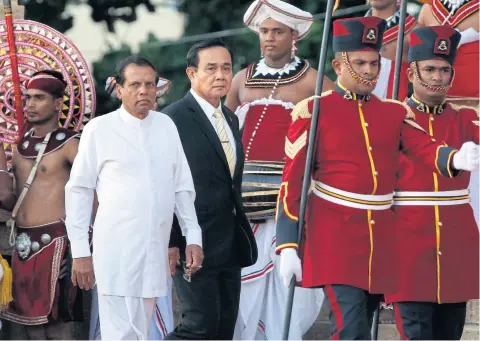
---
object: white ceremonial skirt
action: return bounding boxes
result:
[234,218,324,340]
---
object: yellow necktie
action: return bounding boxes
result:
[213,110,235,176]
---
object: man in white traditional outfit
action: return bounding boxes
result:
[87,75,175,340]
[64,55,203,340]
[225,1,333,339]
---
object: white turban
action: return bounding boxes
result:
[244,0,314,40]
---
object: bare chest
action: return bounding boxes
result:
[13,152,70,193]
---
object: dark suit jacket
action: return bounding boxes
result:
[164,92,257,269]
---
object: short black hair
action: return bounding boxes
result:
[186,38,233,68]
[115,55,158,86]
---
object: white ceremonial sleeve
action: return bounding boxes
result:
[65,121,99,258]
[171,124,202,247]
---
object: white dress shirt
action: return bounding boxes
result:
[65,106,202,298]
[190,89,237,160]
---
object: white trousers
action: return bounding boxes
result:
[90,281,174,340]
[98,295,156,340]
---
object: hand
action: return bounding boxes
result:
[453,142,480,171]
[72,256,95,290]
[168,247,180,275]
[185,244,203,274]
[59,259,69,279]
[279,248,302,288]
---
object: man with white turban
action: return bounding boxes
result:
[225,0,333,339]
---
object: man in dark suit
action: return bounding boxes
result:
[163,39,258,340]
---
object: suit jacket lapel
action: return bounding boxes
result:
[185,92,231,175]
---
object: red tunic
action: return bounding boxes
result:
[449,40,479,98]
[275,86,458,294]
[241,99,295,161]
[386,98,479,304]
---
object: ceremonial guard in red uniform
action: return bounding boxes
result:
[385,25,479,340]
[275,16,480,340]
[419,0,479,106]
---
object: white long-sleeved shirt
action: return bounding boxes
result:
[65,106,202,298]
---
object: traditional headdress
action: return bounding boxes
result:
[0,20,96,163]
[244,0,313,58]
[244,0,313,40]
[332,16,387,86]
[25,73,67,98]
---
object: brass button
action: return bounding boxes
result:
[438,251,442,256]
[438,222,443,227]
[369,146,373,151]
[370,220,375,225]
[374,171,378,176]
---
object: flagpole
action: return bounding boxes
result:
[281,0,338,339]
[391,0,408,101]
[3,0,25,135]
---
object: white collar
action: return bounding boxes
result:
[190,89,222,119]
[119,105,153,128]
[252,56,301,77]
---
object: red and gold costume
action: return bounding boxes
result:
[1,220,82,325]
[275,86,458,293]
[275,17,459,295]
[237,2,324,339]
[386,25,479,304]
[387,97,479,304]
[241,98,296,162]
[431,0,479,99]
[384,25,478,340]
[0,129,83,326]
[1,73,83,327]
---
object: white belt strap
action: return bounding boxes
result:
[393,189,470,206]
[313,181,394,210]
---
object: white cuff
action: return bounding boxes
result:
[186,228,202,248]
[70,238,91,258]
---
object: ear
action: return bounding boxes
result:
[406,66,415,83]
[292,29,300,41]
[332,58,342,76]
[55,97,63,112]
[115,83,122,100]
[186,67,196,82]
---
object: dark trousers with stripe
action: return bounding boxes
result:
[324,284,382,340]
[394,302,467,340]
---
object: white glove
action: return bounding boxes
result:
[453,142,480,171]
[279,248,302,288]
[0,262,3,282]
